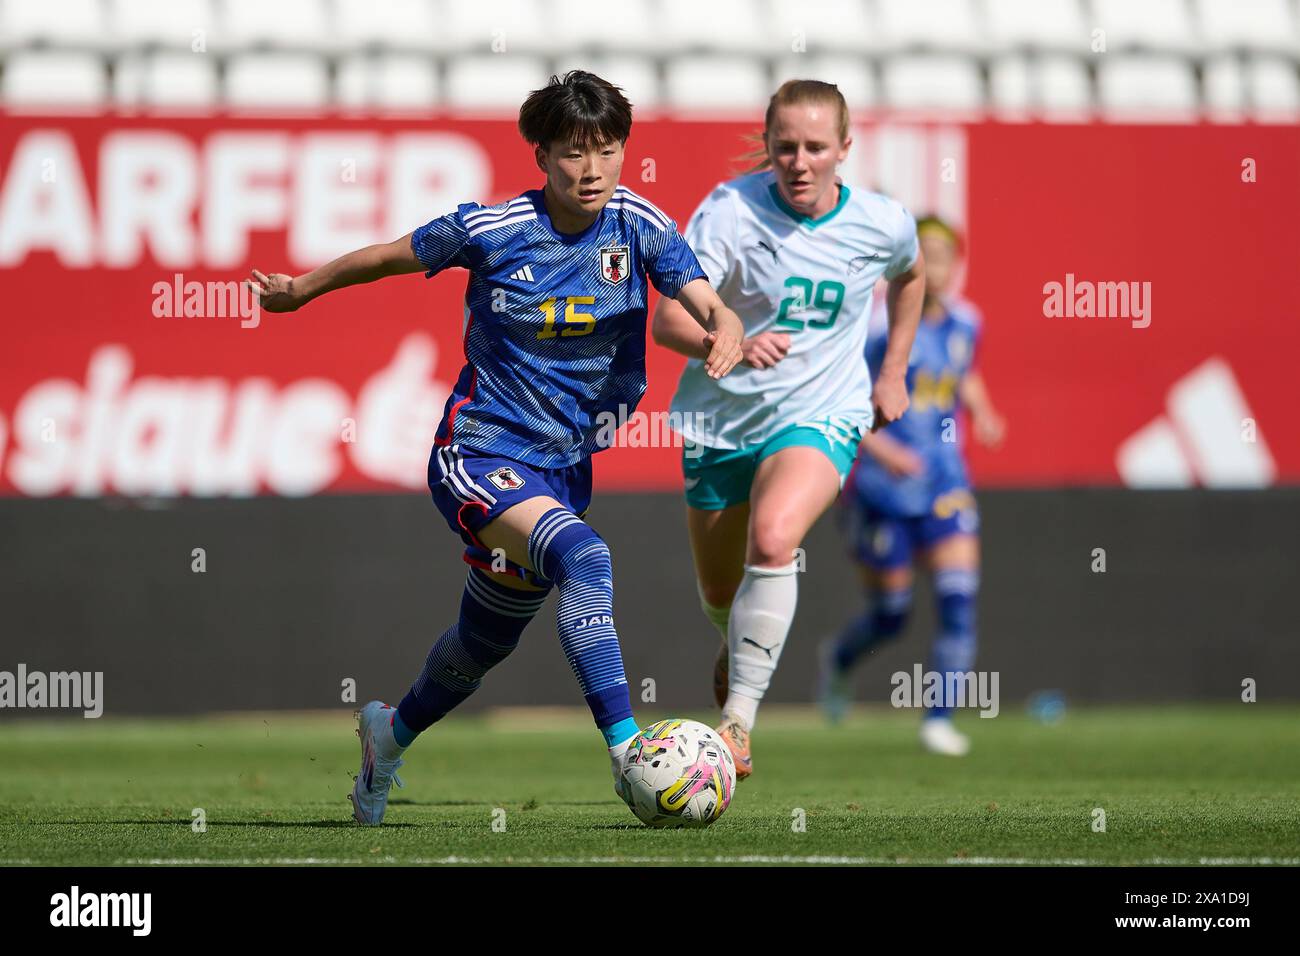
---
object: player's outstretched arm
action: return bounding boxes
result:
[246,233,426,313]
[873,250,926,431]
[652,278,744,380]
[653,293,791,371]
[651,293,711,359]
[959,369,1007,447]
[858,429,925,477]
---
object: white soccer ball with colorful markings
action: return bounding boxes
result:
[620,718,736,828]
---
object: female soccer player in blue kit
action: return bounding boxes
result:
[248,71,744,824]
[820,216,1006,756]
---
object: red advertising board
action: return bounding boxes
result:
[1,115,1296,496]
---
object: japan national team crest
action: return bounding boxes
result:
[600,245,630,285]
[485,466,525,491]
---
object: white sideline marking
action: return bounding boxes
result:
[1,854,1282,867]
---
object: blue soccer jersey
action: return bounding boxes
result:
[411,186,706,468]
[851,299,981,516]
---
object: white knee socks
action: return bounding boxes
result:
[722,562,799,730]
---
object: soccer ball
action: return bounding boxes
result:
[619,718,736,828]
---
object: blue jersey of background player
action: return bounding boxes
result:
[852,295,979,521]
[819,215,1006,756]
[248,71,745,825]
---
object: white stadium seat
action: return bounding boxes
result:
[772,56,877,111]
[1246,56,1300,121]
[553,55,661,112]
[443,54,550,111]
[1202,55,1245,120]
[1036,54,1093,118]
[767,0,880,55]
[1092,0,1199,54]
[1097,55,1198,122]
[336,53,439,111]
[1194,0,1297,55]
[114,51,219,110]
[882,54,985,113]
[663,55,769,113]
[550,0,666,56]
[439,0,555,56]
[225,52,330,110]
[875,0,987,54]
[990,54,1091,121]
[989,55,1032,116]
[1,50,107,109]
[659,0,773,54]
[0,0,108,51]
[334,0,450,53]
[982,0,1089,54]
[0,0,1288,122]
[108,0,217,51]
[220,0,335,53]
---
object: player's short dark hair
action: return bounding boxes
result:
[518,71,633,151]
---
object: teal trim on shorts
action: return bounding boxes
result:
[682,420,863,511]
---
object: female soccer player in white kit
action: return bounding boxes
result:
[652,80,926,778]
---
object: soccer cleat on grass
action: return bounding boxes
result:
[816,637,852,725]
[920,717,971,757]
[348,700,406,825]
[712,638,728,709]
[611,753,633,804]
[716,717,753,780]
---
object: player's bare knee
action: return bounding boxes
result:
[746,518,799,568]
[927,533,980,571]
[873,566,914,593]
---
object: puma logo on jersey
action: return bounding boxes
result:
[849,253,881,274]
[575,614,614,630]
[755,240,781,263]
[509,265,536,282]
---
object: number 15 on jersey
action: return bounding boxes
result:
[537,296,597,339]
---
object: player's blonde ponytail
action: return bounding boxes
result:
[736,79,851,174]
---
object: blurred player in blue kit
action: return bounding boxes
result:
[248,71,745,823]
[820,216,1006,755]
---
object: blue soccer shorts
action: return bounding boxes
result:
[428,442,593,584]
[843,487,980,571]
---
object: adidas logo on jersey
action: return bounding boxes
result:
[508,265,536,282]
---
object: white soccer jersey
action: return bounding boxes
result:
[669,169,918,450]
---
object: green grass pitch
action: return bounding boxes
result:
[1,705,1297,866]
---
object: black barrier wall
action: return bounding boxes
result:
[1,490,1296,717]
